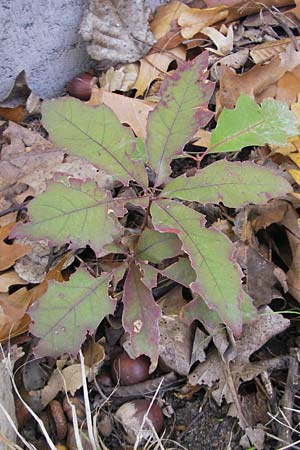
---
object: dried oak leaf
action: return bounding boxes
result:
[0,271,27,293]
[1,122,64,193]
[0,223,31,271]
[1,122,112,201]
[217,44,300,111]
[188,307,290,425]
[250,200,300,303]
[159,315,192,376]
[80,0,155,65]
[87,87,153,139]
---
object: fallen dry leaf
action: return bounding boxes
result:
[80,0,155,65]
[41,364,89,406]
[289,0,300,18]
[88,87,153,139]
[201,24,234,56]
[188,307,290,426]
[82,337,105,368]
[0,223,31,271]
[193,129,211,147]
[226,0,293,22]
[1,122,64,192]
[250,37,300,65]
[217,45,300,111]
[178,5,228,40]
[159,315,192,376]
[250,200,300,303]
[99,63,139,92]
[236,244,288,307]
[276,67,300,106]
[0,271,27,292]
[133,46,186,96]
[1,122,112,200]
[150,1,187,41]
[14,239,54,283]
[0,288,32,343]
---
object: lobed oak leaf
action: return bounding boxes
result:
[122,263,161,370]
[31,268,116,357]
[151,199,253,336]
[162,160,292,207]
[41,97,148,187]
[146,52,214,186]
[0,223,31,271]
[12,179,124,255]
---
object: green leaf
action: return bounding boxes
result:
[42,98,148,187]
[132,137,147,163]
[161,257,196,287]
[139,262,159,289]
[151,199,253,336]
[209,95,297,153]
[31,269,116,357]
[135,228,182,263]
[146,52,214,186]
[12,179,123,254]
[122,263,161,369]
[161,160,292,207]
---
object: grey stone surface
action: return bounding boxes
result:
[0,0,89,101]
[0,0,169,102]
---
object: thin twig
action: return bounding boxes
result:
[277,347,300,446]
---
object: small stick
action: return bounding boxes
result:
[277,347,300,446]
[0,201,29,218]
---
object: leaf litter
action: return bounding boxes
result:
[1,1,300,449]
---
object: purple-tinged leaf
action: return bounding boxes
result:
[146,52,214,187]
[31,268,116,357]
[122,263,161,370]
[42,98,148,187]
[161,257,196,287]
[151,199,253,336]
[135,228,182,263]
[162,160,292,207]
[12,179,124,255]
[139,262,159,289]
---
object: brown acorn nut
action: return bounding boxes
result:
[115,399,164,444]
[48,399,68,441]
[67,72,97,101]
[111,351,150,386]
[62,396,86,427]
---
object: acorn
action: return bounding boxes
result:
[67,72,97,101]
[115,399,164,444]
[111,351,150,386]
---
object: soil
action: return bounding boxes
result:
[165,394,241,450]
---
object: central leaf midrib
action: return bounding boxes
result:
[208,118,265,153]
[163,180,276,195]
[40,274,113,341]
[154,74,195,187]
[157,201,226,302]
[48,103,144,186]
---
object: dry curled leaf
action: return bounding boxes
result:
[0,223,31,271]
[80,0,155,65]
[159,315,192,376]
[217,45,300,111]
[88,87,153,138]
[0,271,27,293]
[133,46,186,96]
[250,37,300,65]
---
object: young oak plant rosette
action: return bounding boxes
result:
[12,52,297,369]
